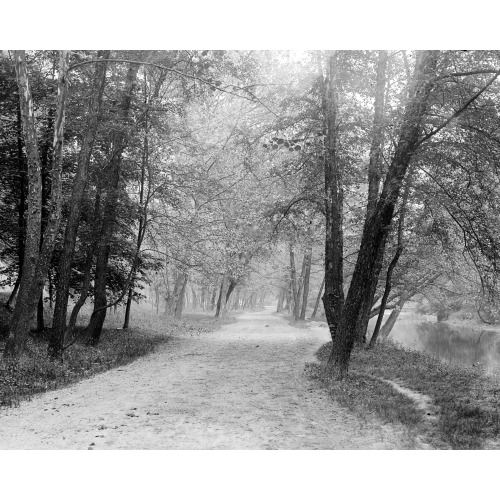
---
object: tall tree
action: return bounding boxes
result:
[80,62,140,346]
[48,51,110,358]
[4,50,69,359]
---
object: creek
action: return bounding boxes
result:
[384,313,500,371]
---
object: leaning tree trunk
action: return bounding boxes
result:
[379,292,409,341]
[368,169,411,348]
[311,277,325,319]
[328,51,439,379]
[368,246,403,348]
[4,50,69,359]
[49,51,109,358]
[81,63,140,347]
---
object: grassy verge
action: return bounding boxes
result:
[0,308,234,409]
[306,341,500,449]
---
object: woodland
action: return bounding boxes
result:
[2,50,500,380]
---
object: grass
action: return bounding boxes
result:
[0,303,234,409]
[306,340,500,449]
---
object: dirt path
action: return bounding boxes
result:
[0,308,420,449]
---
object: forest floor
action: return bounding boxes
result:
[0,307,424,449]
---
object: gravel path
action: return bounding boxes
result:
[0,308,419,449]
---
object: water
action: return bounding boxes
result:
[381,313,500,371]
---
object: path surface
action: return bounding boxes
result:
[0,308,419,449]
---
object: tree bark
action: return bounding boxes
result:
[300,241,312,320]
[210,286,217,310]
[368,246,403,348]
[49,51,109,357]
[311,277,325,319]
[124,69,151,329]
[369,168,412,348]
[4,50,69,359]
[174,274,188,318]
[289,244,300,320]
[319,52,345,344]
[379,293,409,341]
[353,50,388,344]
[225,278,237,304]
[215,276,229,318]
[10,96,27,312]
[36,293,45,334]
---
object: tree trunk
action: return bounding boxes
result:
[328,51,439,379]
[300,243,312,320]
[369,168,411,348]
[123,70,151,329]
[289,244,300,320]
[123,287,134,329]
[368,246,403,348]
[4,51,69,359]
[277,288,285,312]
[174,274,188,318]
[353,50,388,345]
[210,286,217,310]
[215,276,229,318]
[225,278,237,304]
[81,62,140,347]
[36,293,45,334]
[6,276,20,310]
[319,52,344,346]
[49,51,109,357]
[63,189,102,343]
[233,288,241,310]
[285,284,292,312]
[311,277,325,319]
[10,96,27,312]
[379,293,408,341]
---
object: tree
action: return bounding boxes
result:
[4,50,69,358]
[48,51,110,358]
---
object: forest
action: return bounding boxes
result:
[2,50,500,450]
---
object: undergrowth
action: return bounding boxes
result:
[307,341,500,449]
[0,307,234,409]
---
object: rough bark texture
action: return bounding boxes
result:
[4,51,69,358]
[49,51,110,358]
[328,51,439,378]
